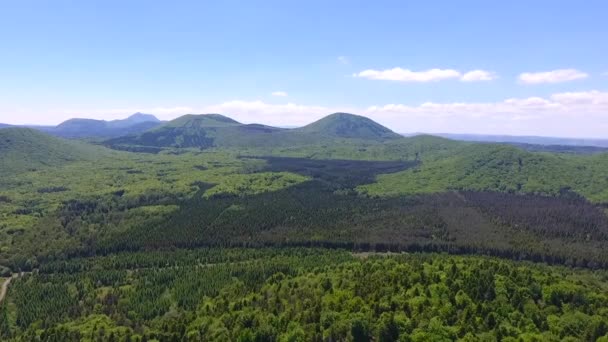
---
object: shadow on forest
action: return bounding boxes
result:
[247,156,419,189]
[95,157,608,269]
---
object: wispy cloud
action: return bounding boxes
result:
[354,68,461,82]
[460,70,497,82]
[337,56,350,65]
[64,106,195,117]
[271,91,288,97]
[518,69,588,84]
[354,67,495,82]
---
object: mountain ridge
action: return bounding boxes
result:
[51,113,162,138]
[105,112,401,150]
[0,113,163,139]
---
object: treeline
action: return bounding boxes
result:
[37,248,348,274]
[3,251,608,341]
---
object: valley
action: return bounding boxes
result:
[1,112,608,340]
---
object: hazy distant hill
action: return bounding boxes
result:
[45,113,162,138]
[0,112,162,139]
[107,113,160,128]
[433,133,608,148]
[505,142,608,154]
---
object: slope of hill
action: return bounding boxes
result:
[0,128,111,176]
[296,112,401,139]
[106,114,252,149]
[358,143,608,202]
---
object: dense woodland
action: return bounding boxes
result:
[2,113,608,340]
[3,250,608,341]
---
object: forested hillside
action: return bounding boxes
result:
[0,128,114,177]
[105,113,401,151]
[295,112,401,139]
[359,143,608,202]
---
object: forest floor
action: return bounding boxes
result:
[352,251,404,259]
[0,276,11,303]
[0,272,30,303]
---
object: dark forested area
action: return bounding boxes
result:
[95,179,608,269]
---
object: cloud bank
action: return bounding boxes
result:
[7,90,608,138]
[130,90,605,137]
[518,69,588,84]
[354,67,496,82]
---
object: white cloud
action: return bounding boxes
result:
[460,70,497,82]
[354,68,461,82]
[337,56,349,65]
[271,91,288,97]
[354,67,496,82]
[200,100,351,127]
[518,69,588,84]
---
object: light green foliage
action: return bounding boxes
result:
[202,172,308,198]
[4,251,608,341]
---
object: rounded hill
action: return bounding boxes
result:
[296,112,401,139]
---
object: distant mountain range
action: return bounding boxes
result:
[0,113,163,139]
[2,112,607,150]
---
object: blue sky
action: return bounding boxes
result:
[0,0,607,137]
